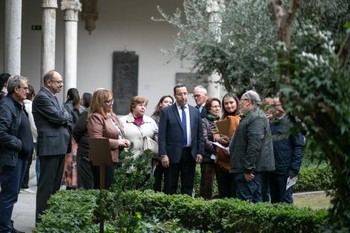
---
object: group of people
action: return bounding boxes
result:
[0,70,304,233]
[190,87,304,203]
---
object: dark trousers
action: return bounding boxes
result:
[76,154,115,190]
[199,163,216,199]
[21,155,33,189]
[261,172,271,202]
[153,161,166,192]
[164,148,196,196]
[216,167,235,198]
[233,172,263,203]
[22,143,37,188]
[0,159,27,233]
[77,155,94,189]
[36,155,65,223]
[269,173,293,204]
[91,164,115,189]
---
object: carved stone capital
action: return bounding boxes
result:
[42,0,58,9]
[61,0,82,12]
[61,0,82,21]
[64,10,79,21]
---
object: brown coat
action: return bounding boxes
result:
[87,112,124,162]
[216,115,240,171]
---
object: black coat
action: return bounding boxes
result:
[270,114,304,177]
[73,111,89,160]
[0,96,25,166]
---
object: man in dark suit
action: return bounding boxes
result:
[159,84,204,195]
[33,70,72,222]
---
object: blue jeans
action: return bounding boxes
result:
[269,173,293,204]
[233,172,263,203]
[0,159,27,233]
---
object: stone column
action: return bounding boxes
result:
[4,0,22,75]
[207,71,222,98]
[206,0,225,98]
[41,0,58,80]
[61,0,82,93]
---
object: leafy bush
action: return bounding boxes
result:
[34,190,98,233]
[295,165,333,192]
[35,189,328,233]
[112,150,154,192]
[118,190,327,233]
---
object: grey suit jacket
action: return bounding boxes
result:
[158,104,204,163]
[32,87,72,156]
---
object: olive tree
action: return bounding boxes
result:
[156,0,278,95]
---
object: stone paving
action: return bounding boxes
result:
[12,160,37,233]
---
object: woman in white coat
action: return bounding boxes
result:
[119,96,158,158]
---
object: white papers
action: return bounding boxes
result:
[286,176,298,190]
[213,142,229,153]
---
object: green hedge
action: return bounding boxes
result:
[35,190,327,233]
[34,190,98,233]
[118,191,327,233]
[294,165,333,192]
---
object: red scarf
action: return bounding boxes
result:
[134,116,143,126]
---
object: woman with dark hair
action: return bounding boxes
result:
[151,95,174,192]
[81,92,92,109]
[65,88,85,125]
[200,97,221,199]
[215,93,241,198]
[0,73,11,100]
[63,88,85,189]
[151,95,174,125]
[222,93,240,118]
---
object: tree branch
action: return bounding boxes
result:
[269,0,285,29]
[337,33,350,66]
[269,0,300,85]
[286,0,300,26]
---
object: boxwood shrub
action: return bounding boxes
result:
[118,190,327,233]
[34,190,327,233]
[294,164,333,192]
[34,190,98,233]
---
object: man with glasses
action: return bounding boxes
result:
[192,85,208,118]
[33,70,72,223]
[267,97,304,203]
[229,90,275,203]
[0,75,33,233]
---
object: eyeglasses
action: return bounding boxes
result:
[104,99,114,105]
[19,86,29,90]
[51,80,63,84]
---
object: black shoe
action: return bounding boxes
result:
[12,228,25,233]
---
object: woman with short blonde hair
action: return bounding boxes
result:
[120,95,158,156]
